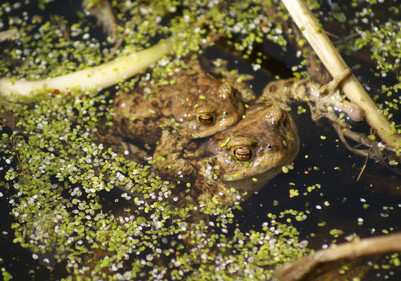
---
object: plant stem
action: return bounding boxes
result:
[281,0,401,149]
[0,38,174,102]
[275,232,401,281]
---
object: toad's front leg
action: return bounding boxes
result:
[314,69,364,122]
[151,130,195,179]
[260,69,360,119]
[318,68,352,97]
[279,69,363,122]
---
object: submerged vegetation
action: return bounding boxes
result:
[0,0,400,280]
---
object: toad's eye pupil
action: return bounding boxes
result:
[233,146,252,161]
[197,113,215,126]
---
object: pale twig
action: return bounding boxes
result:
[356,151,369,182]
[0,38,174,102]
[281,0,401,149]
[275,232,401,281]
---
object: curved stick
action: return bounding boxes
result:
[0,38,174,102]
[275,232,401,281]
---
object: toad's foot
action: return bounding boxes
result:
[96,129,150,162]
[314,69,364,122]
[318,68,352,96]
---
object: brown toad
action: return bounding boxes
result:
[193,102,299,205]
[112,59,249,177]
[192,71,358,205]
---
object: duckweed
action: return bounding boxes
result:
[0,0,290,95]
[1,0,400,279]
[0,92,308,279]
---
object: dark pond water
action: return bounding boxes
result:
[205,41,401,280]
[1,1,400,280]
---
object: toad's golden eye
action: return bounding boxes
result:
[232,146,252,161]
[197,112,215,126]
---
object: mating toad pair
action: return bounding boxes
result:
[110,58,300,205]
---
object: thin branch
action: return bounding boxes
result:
[275,232,401,281]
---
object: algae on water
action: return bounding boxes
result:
[0,0,400,280]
